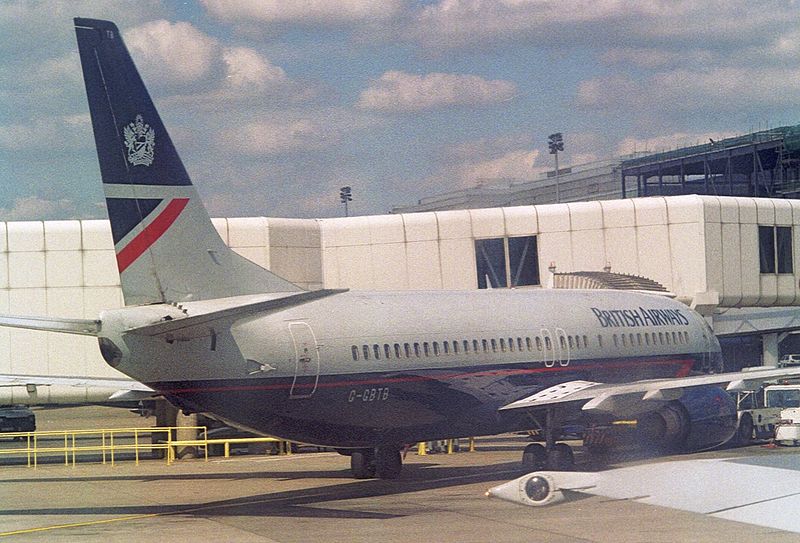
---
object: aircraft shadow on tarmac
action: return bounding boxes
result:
[0,459,526,521]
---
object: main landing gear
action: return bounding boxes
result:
[521,409,574,471]
[350,446,403,479]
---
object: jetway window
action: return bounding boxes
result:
[475,236,540,289]
[759,225,793,274]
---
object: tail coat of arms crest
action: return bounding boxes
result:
[123,114,155,166]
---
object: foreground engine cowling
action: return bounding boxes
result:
[636,386,737,452]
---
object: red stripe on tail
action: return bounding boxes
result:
[116,198,190,273]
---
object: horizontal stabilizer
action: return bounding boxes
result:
[0,315,100,336]
[127,289,347,340]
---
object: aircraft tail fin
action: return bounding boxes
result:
[74,18,300,306]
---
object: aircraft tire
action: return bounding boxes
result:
[521,443,547,470]
[375,447,402,479]
[350,450,376,479]
[736,414,754,445]
[546,443,574,471]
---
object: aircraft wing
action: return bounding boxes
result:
[500,366,800,417]
[0,374,155,404]
[487,455,800,534]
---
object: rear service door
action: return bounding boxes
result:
[288,322,320,399]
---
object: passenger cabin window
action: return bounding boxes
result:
[394,343,402,358]
[373,345,381,359]
[433,342,440,356]
[363,345,370,360]
[352,346,359,360]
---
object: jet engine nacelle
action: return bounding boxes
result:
[486,472,566,507]
[636,386,738,452]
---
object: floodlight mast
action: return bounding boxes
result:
[548,133,564,203]
[339,186,353,217]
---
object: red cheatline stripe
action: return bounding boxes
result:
[154,357,696,394]
[116,198,190,273]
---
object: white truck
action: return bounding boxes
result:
[734,383,800,444]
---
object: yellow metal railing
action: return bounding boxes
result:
[0,427,295,468]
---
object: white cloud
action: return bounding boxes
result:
[0,116,91,151]
[215,119,331,155]
[201,0,405,25]
[0,196,77,221]
[600,48,714,69]
[358,71,516,112]
[459,149,541,184]
[124,20,221,86]
[223,47,288,89]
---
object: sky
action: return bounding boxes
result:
[1,0,799,220]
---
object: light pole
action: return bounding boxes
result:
[548,132,564,203]
[339,186,352,217]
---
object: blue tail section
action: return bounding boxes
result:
[74,18,300,305]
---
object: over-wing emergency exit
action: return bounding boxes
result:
[1,18,799,479]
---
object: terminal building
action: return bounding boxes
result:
[2,194,800,404]
[393,124,800,213]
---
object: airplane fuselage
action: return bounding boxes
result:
[100,288,719,447]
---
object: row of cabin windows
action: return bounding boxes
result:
[350,329,691,361]
[351,333,591,361]
[609,330,689,349]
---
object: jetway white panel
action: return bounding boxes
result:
[270,246,322,285]
[321,247,340,288]
[537,204,570,233]
[759,275,778,306]
[568,201,603,231]
[82,250,120,287]
[47,332,87,379]
[774,199,793,225]
[636,224,672,289]
[232,247,268,269]
[325,217,373,247]
[270,218,321,248]
[0,290,9,374]
[600,199,635,228]
[369,243,408,290]
[776,275,797,306]
[603,228,639,275]
[755,199,775,224]
[571,230,605,271]
[0,254,8,289]
[703,222,723,299]
[634,198,667,226]
[439,238,477,290]
[737,199,758,224]
[792,200,800,224]
[406,241,442,289]
[720,223,743,306]
[740,225,760,306]
[503,206,537,236]
[719,198,740,224]
[83,286,124,318]
[44,221,82,251]
[434,210,471,239]
[47,287,85,318]
[0,223,6,252]
[7,222,44,252]
[333,245,373,288]
[470,208,505,238]
[80,220,113,250]
[669,222,705,301]
[699,196,721,224]
[666,195,703,224]
[46,251,83,287]
[402,213,438,242]
[228,217,268,248]
[539,232,573,272]
[367,215,405,245]
[211,218,229,243]
[8,252,46,288]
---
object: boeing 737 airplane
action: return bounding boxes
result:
[1,18,799,479]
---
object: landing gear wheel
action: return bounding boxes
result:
[546,443,574,471]
[375,447,403,479]
[350,450,376,479]
[522,443,547,470]
[736,414,754,445]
